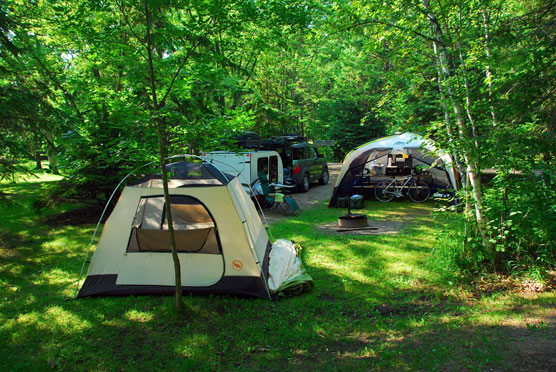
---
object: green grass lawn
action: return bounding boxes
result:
[1,175,555,371]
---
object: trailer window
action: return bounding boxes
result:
[257,157,269,176]
[269,156,278,183]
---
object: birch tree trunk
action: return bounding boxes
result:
[423,0,494,258]
[482,9,497,128]
[432,32,466,188]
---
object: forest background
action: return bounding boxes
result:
[1,0,555,278]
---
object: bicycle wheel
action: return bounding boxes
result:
[407,181,430,202]
[375,181,395,202]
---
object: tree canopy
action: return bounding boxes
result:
[1,0,554,277]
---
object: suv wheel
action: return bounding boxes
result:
[300,174,310,193]
[319,169,329,185]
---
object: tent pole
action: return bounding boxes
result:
[203,158,273,242]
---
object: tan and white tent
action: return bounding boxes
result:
[77,162,273,299]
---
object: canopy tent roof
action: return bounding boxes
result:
[329,133,458,207]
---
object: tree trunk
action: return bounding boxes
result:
[157,124,184,312]
[482,9,497,128]
[423,0,494,258]
[44,130,59,174]
[144,0,184,313]
[35,152,42,170]
[433,35,466,189]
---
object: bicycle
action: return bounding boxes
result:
[374,173,430,202]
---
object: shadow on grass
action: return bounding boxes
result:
[2,181,556,371]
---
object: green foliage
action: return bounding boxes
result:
[0,158,32,183]
[431,211,487,279]
[323,100,385,160]
[484,171,556,271]
[54,119,158,203]
[1,0,554,276]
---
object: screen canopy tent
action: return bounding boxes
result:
[77,161,275,299]
[329,133,458,207]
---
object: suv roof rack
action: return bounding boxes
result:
[263,134,307,144]
[230,131,262,149]
[228,132,309,150]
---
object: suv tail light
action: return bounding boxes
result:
[292,165,301,174]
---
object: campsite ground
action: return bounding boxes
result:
[295,162,342,209]
[262,162,340,223]
[1,171,556,371]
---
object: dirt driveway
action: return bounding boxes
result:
[260,162,341,223]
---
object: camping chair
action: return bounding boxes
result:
[257,172,301,216]
[280,193,301,216]
[255,171,277,209]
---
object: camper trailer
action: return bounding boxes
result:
[201,150,284,192]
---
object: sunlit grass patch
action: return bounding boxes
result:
[44,306,92,333]
[1,176,556,371]
[125,310,154,323]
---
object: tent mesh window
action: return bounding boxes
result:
[127,196,221,254]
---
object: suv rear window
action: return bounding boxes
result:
[293,147,317,160]
[292,147,317,160]
[293,148,305,160]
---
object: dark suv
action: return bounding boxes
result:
[261,135,329,192]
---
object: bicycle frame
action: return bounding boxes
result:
[384,175,415,198]
[375,173,430,203]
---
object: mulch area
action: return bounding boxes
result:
[316,220,408,235]
[470,271,556,296]
[41,205,108,227]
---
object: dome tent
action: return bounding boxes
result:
[77,161,311,299]
[329,133,458,207]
